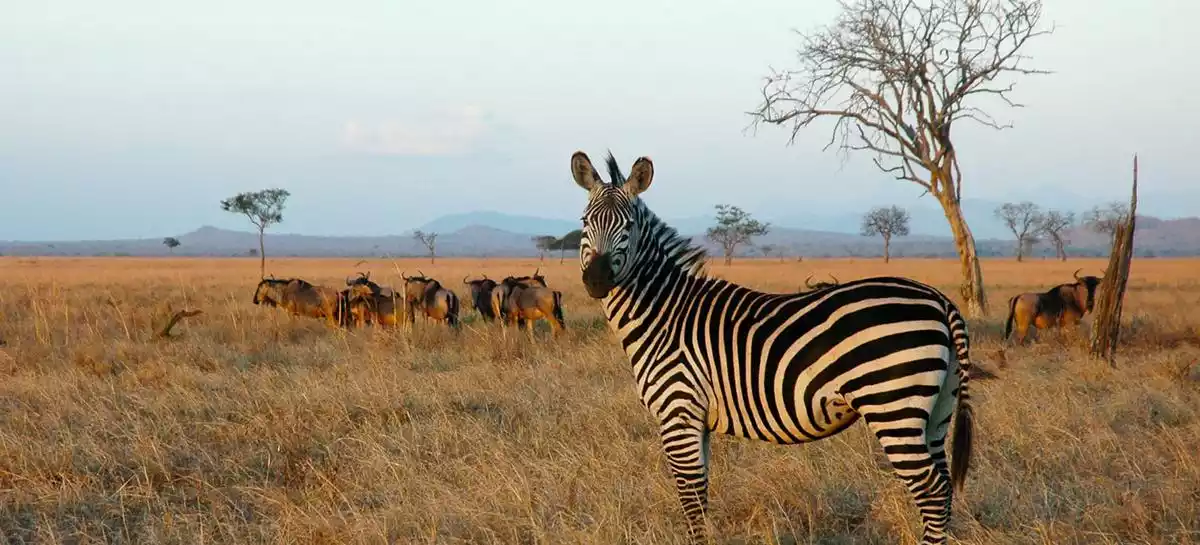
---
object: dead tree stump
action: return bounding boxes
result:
[1089,155,1138,366]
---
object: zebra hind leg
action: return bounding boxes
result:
[854,388,954,545]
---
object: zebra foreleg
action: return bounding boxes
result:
[657,419,711,544]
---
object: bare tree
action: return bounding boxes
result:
[413,230,438,264]
[706,204,770,265]
[860,205,910,263]
[1083,202,1131,236]
[994,202,1044,261]
[220,188,290,278]
[1038,209,1074,261]
[1090,156,1138,365]
[748,0,1053,316]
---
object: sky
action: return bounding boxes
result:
[1,0,1197,241]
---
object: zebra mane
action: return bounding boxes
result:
[604,152,709,278]
[604,150,626,187]
[635,202,710,278]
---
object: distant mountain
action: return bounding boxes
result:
[2,213,1198,258]
[417,211,579,237]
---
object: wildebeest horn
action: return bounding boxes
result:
[400,270,409,280]
[1073,268,1082,281]
[534,267,540,276]
[829,273,839,284]
[345,276,354,286]
[463,275,471,285]
[805,274,817,289]
[418,270,426,278]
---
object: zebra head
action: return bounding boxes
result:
[571,150,654,299]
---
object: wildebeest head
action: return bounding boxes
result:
[1072,268,1103,312]
[463,275,498,307]
[347,271,389,299]
[802,273,840,292]
[253,278,290,306]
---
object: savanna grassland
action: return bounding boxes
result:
[1,256,1198,545]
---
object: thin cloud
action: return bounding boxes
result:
[340,106,490,156]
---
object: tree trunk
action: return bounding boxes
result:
[560,246,566,264]
[883,235,891,263]
[1015,238,1024,262]
[1057,238,1067,261]
[258,228,266,279]
[938,196,988,317]
[1090,155,1138,366]
[724,244,734,266]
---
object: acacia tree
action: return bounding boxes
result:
[995,202,1044,261]
[413,230,438,264]
[220,188,290,278]
[532,235,557,262]
[555,229,583,264]
[706,204,770,265]
[1038,209,1074,261]
[860,205,910,263]
[748,0,1052,316]
[162,237,181,254]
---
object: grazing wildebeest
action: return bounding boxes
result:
[492,276,566,336]
[345,272,400,328]
[400,271,461,328]
[1004,268,1103,344]
[801,273,840,292]
[490,270,549,327]
[252,277,341,325]
[463,275,499,321]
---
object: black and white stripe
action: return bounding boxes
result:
[571,150,974,545]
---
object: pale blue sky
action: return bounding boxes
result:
[1,0,1196,240]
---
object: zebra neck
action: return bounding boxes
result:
[600,206,712,334]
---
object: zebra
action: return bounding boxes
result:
[569,150,975,545]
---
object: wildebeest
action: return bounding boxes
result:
[462,275,499,321]
[253,277,342,325]
[490,271,550,326]
[491,275,566,335]
[400,271,461,328]
[1004,268,1103,344]
[801,273,840,292]
[345,272,400,328]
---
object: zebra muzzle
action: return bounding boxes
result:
[582,254,615,298]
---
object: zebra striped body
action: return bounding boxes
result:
[571,150,974,544]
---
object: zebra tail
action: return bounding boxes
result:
[1003,294,1019,340]
[946,300,975,494]
[552,291,565,329]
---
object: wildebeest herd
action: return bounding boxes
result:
[251,267,568,335]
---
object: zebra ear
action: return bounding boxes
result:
[623,157,654,196]
[571,151,602,191]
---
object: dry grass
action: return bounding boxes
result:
[1,255,1198,545]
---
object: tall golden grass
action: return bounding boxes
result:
[1,256,1198,544]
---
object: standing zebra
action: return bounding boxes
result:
[570,150,975,544]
